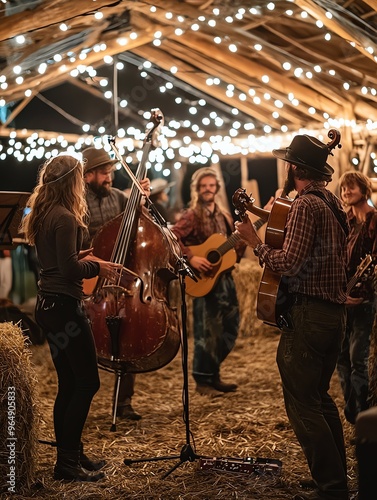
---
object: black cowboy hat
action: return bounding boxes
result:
[272,135,334,178]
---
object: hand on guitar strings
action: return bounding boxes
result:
[234,218,262,249]
[189,255,213,274]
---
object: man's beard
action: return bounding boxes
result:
[89,181,111,198]
[283,165,296,195]
[199,191,216,204]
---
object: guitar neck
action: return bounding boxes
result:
[218,231,242,256]
[217,217,267,257]
[346,275,359,296]
[253,218,266,231]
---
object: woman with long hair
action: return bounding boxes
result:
[21,154,122,482]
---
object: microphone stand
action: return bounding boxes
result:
[123,205,208,479]
[108,131,208,475]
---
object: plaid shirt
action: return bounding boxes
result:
[84,186,127,248]
[258,181,348,303]
[172,203,245,261]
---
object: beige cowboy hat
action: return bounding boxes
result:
[150,178,175,195]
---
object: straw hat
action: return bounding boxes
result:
[272,135,334,179]
[82,147,118,174]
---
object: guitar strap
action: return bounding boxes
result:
[309,190,349,237]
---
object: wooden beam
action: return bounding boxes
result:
[0,29,162,101]
[67,76,143,125]
[168,31,343,117]
[0,0,125,41]
[3,93,37,126]
[132,45,283,128]
[159,39,305,126]
[295,0,377,65]
[0,126,81,142]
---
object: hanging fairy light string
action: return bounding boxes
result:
[1,1,377,171]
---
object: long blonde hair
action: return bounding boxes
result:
[189,167,221,210]
[21,155,88,245]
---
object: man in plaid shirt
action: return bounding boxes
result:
[82,146,150,421]
[236,134,349,500]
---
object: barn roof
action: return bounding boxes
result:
[1,0,377,171]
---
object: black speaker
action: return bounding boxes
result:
[355,407,377,500]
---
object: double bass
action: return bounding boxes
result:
[84,110,181,374]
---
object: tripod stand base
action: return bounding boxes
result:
[124,444,206,479]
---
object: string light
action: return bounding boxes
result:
[1,4,377,171]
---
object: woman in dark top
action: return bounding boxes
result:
[21,154,122,482]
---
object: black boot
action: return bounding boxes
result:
[80,442,106,471]
[54,447,105,482]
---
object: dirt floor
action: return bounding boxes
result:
[4,317,358,500]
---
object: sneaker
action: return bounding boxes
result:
[195,384,223,398]
[116,404,142,421]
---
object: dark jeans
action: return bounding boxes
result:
[192,273,239,385]
[35,293,100,451]
[277,295,348,499]
[337,301,375,424]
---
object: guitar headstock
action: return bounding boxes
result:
[356,254,373,278]
[232,188,256,220]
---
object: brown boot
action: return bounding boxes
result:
[116,399,142,420]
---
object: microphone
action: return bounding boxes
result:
[177,256,198,282]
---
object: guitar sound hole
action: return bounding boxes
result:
[207,250,220,264]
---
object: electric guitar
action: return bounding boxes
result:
[185,218,266,298]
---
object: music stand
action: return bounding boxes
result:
[0,192,30,249]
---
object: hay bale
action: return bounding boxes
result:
[232,257,264,337]
[0,322,39,494]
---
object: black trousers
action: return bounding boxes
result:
[36,293,100,451]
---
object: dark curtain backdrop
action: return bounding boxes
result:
[247,157,278,207]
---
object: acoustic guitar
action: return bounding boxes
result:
[233,129,344,327]
[346,254,373,296]
[232,188,292,327]
[185,218,266,298]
